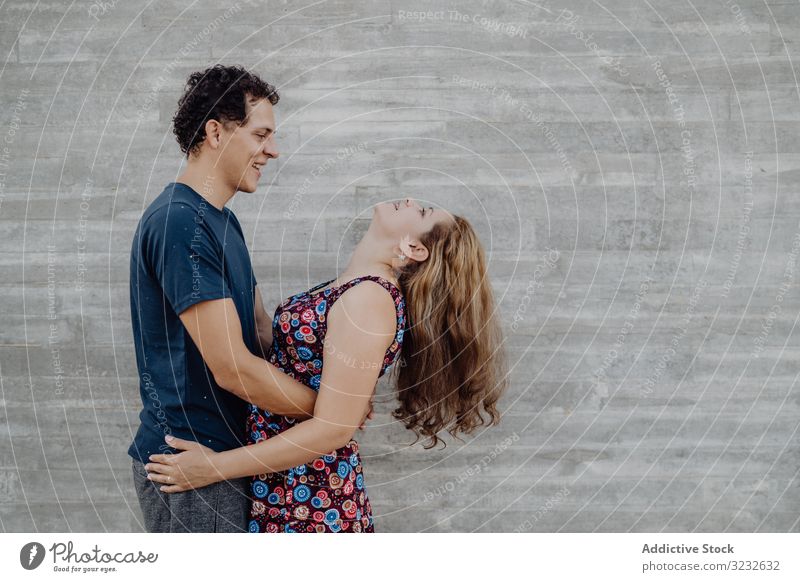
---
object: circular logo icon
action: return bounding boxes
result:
[20,542,45,570]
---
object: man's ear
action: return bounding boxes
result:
[204,118,223,150]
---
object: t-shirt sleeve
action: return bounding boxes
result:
[143,205,232,315]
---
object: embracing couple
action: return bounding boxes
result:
[127,64,507,533]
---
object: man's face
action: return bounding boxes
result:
[218,97,279,193]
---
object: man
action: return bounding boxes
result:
[128,64,319,532]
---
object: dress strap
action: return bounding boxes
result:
[329,276,405,326]
[306,278,335,294]
[333,275,402,302]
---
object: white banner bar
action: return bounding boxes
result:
[1,533,797,581]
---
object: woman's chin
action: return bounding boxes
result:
[365,203,398,237]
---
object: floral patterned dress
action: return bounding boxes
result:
[246,275,406,533]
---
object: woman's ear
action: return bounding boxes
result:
[397,235,430,263]
[405,240,429,263]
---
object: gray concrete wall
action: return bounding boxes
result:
[1,0,798,532]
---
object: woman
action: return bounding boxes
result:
[144,198,508,532]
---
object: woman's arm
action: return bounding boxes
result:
[146,281,398,491]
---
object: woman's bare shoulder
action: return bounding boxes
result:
[329,279,397,334]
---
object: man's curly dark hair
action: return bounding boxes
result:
[172,64,279,157]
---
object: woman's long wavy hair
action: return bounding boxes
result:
[393,216,508,449]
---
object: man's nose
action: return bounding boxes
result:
[264,139,279,159]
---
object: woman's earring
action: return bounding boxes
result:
[397,234,414,262]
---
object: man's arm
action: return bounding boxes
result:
[147,282,396,489]
[143,205,313,418]
[179,297,316,419]
[253,285,273,359]
[213,281,396,478]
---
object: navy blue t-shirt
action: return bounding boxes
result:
[128,182,258,464]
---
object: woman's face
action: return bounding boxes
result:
[372,197,453,242]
